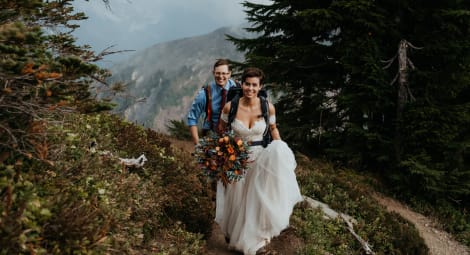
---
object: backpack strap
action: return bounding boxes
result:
[260,96,270,138]
[227,96,269,128]
[204,83,213,129]
[227,94,240,129]
[227,95,272,147]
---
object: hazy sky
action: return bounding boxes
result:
[73,0,271,66]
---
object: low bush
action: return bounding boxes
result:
[0,113,213,254]
[294,156,429,254]
[1,112,442,254]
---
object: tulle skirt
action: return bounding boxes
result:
[215,140,303,255]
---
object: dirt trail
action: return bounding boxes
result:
[169,137,469,255]
[205,222,303,255]
[373,193,469,255]
[205,224,239,255]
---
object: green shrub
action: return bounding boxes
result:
[166,119,192,141]
[295,157,429,254]
[1,112,213,254]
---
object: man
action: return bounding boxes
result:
[187,59,238,145]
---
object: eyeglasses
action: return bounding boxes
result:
[214,72,230,76]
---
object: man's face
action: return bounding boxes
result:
[213,65,231,86]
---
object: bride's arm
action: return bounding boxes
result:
[268,103,281,140]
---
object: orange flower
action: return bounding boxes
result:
[229,154,236,161]
[227,146,234,154]
[223,136,229,143]
[236,138,243,147]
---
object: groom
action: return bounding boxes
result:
[186,59,238,145]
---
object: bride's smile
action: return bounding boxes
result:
[242,77,262,99]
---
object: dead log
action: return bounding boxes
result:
[303,195,376,255]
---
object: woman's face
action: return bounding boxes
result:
[242,77,262,99]
[213,65,231,87]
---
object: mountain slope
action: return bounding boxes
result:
[107,25,249,131]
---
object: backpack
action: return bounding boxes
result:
[226,89,272,148]
[203,83,272,147]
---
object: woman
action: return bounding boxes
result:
[216,67,303,255]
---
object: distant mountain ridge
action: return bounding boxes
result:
[107,25,250,132]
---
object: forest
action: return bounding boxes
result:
[228,0,469,220]
[1,0,468,254]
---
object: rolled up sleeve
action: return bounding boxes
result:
[187,89,206,127]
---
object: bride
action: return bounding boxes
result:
[216,67,303,255]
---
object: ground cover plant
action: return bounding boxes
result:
[292,156,429,255]
[1,112,213,254]
[2,111,433,254]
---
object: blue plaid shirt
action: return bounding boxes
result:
[187,79,237,131]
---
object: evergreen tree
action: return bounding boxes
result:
[230,0,470,202]
[0,0,113,157]
[1,2,113,252]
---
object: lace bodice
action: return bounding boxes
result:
[231,119,265,142]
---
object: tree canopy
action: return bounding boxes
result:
[230,0,470,203]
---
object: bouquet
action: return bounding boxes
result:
[193,130,250,186]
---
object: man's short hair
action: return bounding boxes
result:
[213,59,231,70]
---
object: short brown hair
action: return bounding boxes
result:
[241,67,264,84]
[213,59,231,70]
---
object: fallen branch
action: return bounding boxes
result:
[118,153,147,168]
[303,195,375,255]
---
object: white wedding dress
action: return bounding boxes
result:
[215,118,303,255]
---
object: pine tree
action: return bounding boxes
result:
[230,0,470,202]
[0,0,113,157]
[1,2,113,252]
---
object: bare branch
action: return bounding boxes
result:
[406,41,423,50]
[407,58,416,70]
[91,45,135,62]
[381,54,397,69]
[390,73,398,85]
